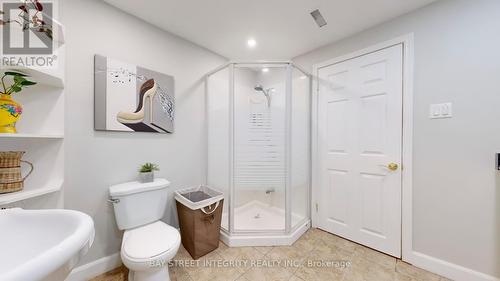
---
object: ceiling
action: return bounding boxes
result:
[103,0,437,60]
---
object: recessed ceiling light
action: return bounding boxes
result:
[262,68,269,73]
[300,75,307,80]
[247,38,257,48]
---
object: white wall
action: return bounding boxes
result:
[294,0,500,279]
[62,0,225,265]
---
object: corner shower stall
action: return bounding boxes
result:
[205,61,311,246]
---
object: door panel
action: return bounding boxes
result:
[317,44,403,257]
[327,100,349,152]
[328,169,349,225]
[360,173,385,236]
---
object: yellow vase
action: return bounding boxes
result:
[0,94,22,133]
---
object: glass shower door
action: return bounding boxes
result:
[290,67,310,230]
[206,66,230,232]
[232,64,287,233]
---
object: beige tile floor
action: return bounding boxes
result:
[91,228,451,281]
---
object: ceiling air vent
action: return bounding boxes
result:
[310,9,327,28]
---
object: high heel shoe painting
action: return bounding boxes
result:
[116,78,157,130]
[94,55,175,133]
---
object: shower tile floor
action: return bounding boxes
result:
[91,228,451,281]
[221,200,304,231]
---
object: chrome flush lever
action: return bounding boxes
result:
[107,198,120,204]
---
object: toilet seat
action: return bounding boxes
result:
[121,221,181,271]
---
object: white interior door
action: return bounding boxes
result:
[317,44,403,257]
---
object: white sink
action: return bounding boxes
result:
[0,208,95,281]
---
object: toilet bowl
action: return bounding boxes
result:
[109,178,180,281]
[121,221,180,281]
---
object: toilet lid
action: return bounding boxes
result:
[122,221,180,260]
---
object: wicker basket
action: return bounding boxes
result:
[0,151,33,194]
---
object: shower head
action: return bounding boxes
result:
[254,85,264,92]
[254,84,272,107]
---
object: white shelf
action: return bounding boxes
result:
[0,66,64,88]
[0,180,63,205]
[0,133,64,139]
[0,16,65,209]
[1,20,65,88]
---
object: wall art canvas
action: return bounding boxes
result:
[94,55,175,133]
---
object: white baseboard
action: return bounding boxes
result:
[406,251,499,281]
[66,253,122,281]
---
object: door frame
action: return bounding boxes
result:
[311,34,414,259]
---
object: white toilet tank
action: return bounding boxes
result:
[109,178,170,230]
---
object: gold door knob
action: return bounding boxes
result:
[387,163,399,171]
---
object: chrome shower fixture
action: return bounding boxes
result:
[254,84,273,107]
[265,188,276,194]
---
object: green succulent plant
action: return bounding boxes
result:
[0,71,37,95]
[139,162,159,173]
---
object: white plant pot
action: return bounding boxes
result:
[138,172,154,183]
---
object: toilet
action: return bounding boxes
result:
[109,178,180,281]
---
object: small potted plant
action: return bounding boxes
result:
[138,162,159,183]
[0,71,37,133]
